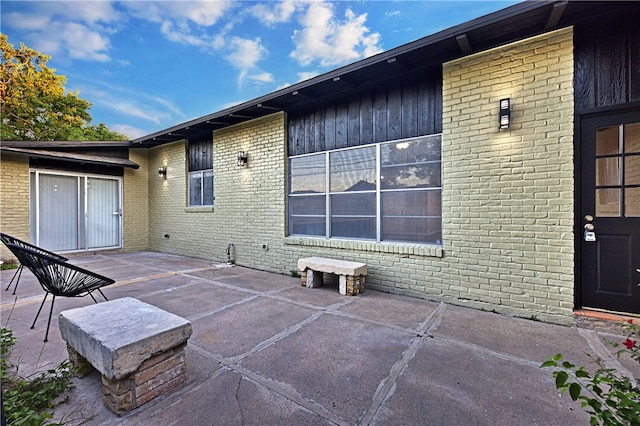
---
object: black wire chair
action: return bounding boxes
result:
[1,232,68,295]
[6,242,115,342]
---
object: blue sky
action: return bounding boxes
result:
[2,0,520,139]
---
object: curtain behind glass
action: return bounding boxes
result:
[87,177,120,248]
[37,174,79,251]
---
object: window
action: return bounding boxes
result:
[188,137,214,206]
[288,134,442,244]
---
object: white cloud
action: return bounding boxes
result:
[74,81,185,126]
[3,12,50,31]
[126,1,233,27]
[224,37,269,86]
[249,72,275,83]
[60,22,111,62]
[159,20,209,48]
[297,71,319,82]
[248,0,299,26]
[181,1,233,26]
[290,2,382,67]
[110,124,147,139]
[2,3,119,62]
[45,1,121,25]
[125,0,234,52]
[226,37,266,70]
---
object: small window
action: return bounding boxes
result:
[188,137,214,206]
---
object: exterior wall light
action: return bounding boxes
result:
[237,151,248,167]
[158,166,167,179]
[499,98,511,129]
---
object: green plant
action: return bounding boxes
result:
[1,327,74,425]
[1,259,18,270]
[541,320,640,425]
[290,269,300,278]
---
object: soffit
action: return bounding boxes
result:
[131,1,637,148]
[0,147,140,169]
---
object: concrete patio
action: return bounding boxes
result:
[0,251,636,425]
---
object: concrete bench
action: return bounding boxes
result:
[59,297,193,415]
[298,257,367,296]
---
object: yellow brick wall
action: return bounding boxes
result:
[440,27,575,322]
[145,29,576,324]
[0,154,30,261]
[282,28,575,324]
[147,113,288,267]
[123,149,150,251]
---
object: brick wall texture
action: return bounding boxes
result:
[440,28,575,323]
[147,113,288,266]
[0,29,576,324]
[145,27,575,324]
[0,154,30,261]
[123,149,149,251]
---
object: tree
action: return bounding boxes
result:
[0,33,127,141]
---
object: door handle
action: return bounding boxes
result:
[584,223,595,231]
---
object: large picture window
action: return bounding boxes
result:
[188,137,214,207]
[288,134,442,244]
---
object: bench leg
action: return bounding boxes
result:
[339,275,347,295]
[340,275,365,296]
[305,269,323,288]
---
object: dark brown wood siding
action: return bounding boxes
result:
[288,70,442,156]
[188,136,213,171]
[575,10,640,113]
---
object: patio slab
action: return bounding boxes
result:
[371,337,590,425]
[0,251,633,426]
[241,313,414,425]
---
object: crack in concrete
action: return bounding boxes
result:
[360,302,449,425]
[235,374,245,426]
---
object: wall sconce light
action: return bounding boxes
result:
[158,166,167,179]
[499,98,511,129]
[237,151,248,167]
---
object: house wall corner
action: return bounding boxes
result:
[123,148,150,252]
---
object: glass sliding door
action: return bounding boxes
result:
[31,171,122,252]
[37,173,80,251]
[87,177,120,249]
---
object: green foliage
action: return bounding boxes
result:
[541,320,640,426]
[290,269,301,278]
[0,33,127,141]
[1,259,18,270]
[1,328,74,426]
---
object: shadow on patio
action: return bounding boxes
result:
[0,251,628,425]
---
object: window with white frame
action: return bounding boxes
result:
[188,137,214,206]
[288,134,442,244]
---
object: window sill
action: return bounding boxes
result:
[284,237,443,258]
[184,206,214,213]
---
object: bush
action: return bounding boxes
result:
[541,320,640,426]
[1,328,73,426]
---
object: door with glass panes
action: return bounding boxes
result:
[579,112,640,314]
[31,171,122,252]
